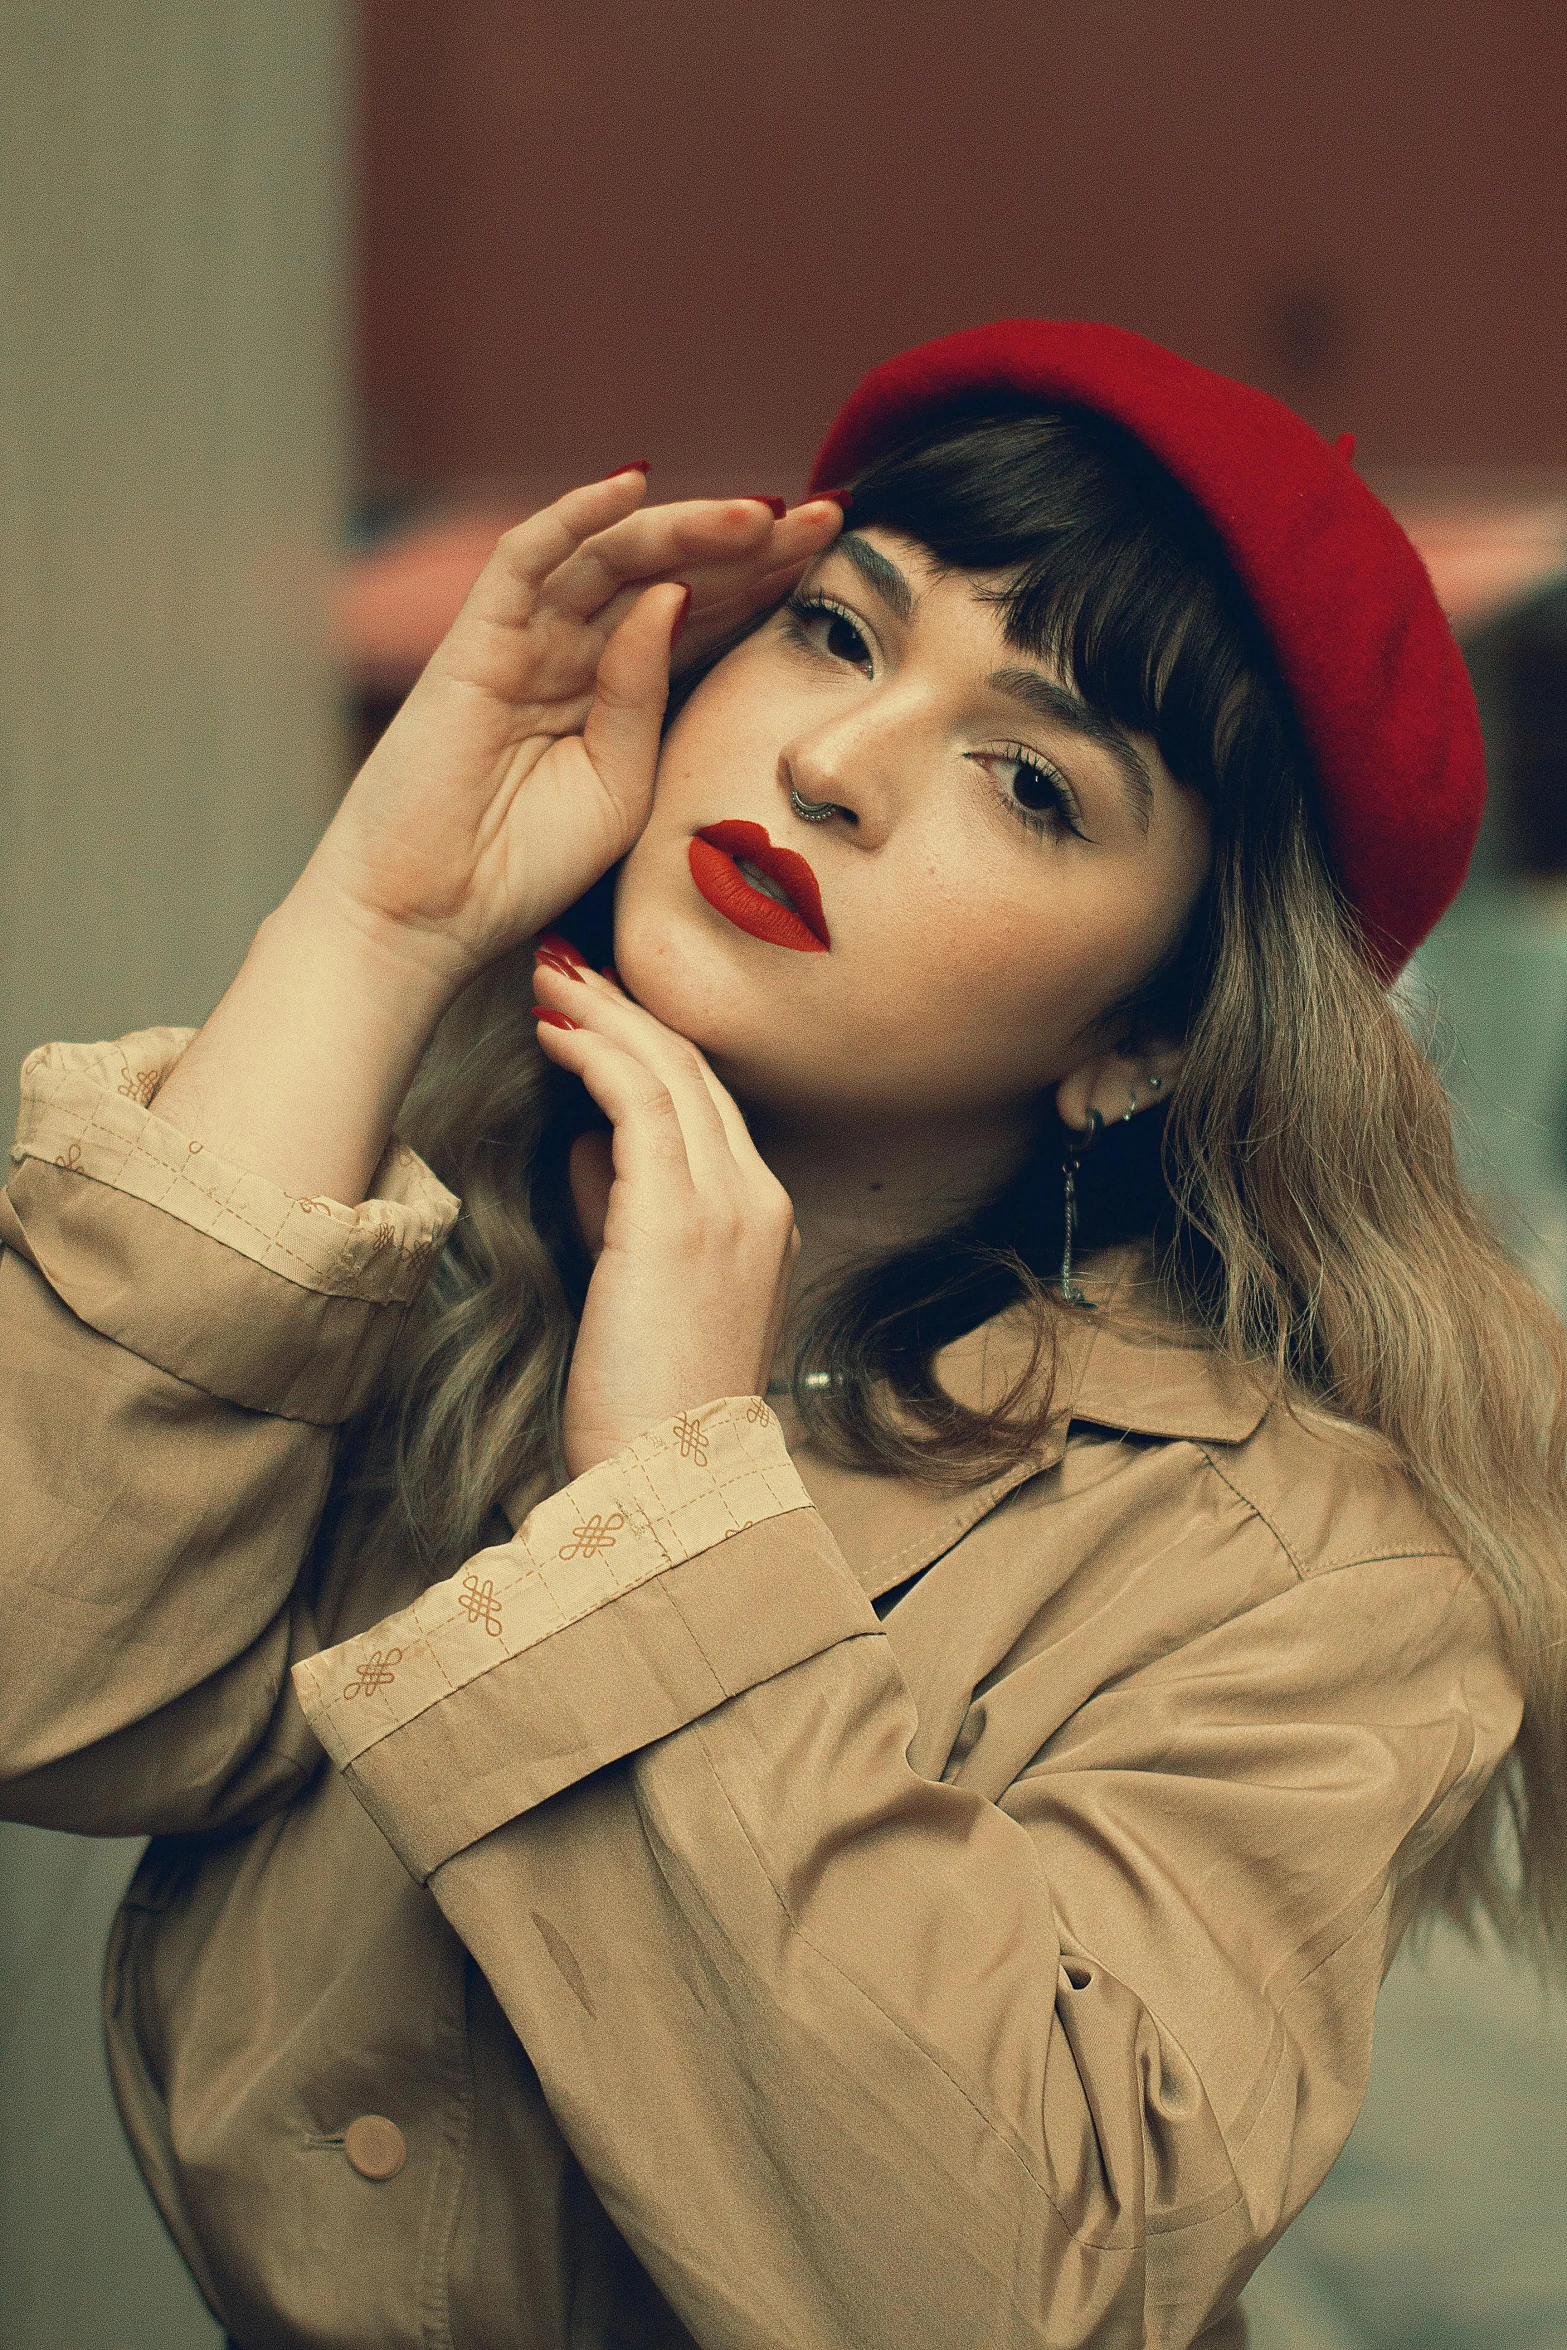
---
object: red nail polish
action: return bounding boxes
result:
[606,459,651,477]
[670,584,693,646]
[740,495,788,519]
[533,948,584,982]
[600,965,623,988]
[532,1005,580,1031]
[806,485,852,510]
[535,932,588,969]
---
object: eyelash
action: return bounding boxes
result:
[779,589,1085,842]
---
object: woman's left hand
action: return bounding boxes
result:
[531,953,800,1479]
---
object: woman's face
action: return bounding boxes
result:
[613,528,1213,1130]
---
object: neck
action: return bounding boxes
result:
[741,1094,1040,1376]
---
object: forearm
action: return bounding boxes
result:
[152,876,467,1205]
[0,1021,461,1832]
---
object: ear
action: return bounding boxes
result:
[1055,1039,1184,1134]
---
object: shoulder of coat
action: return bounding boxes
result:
[1194,1390,1458,1584]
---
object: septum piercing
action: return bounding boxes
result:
[789,783,841,823]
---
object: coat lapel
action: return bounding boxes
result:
[772,1248,1271,1603]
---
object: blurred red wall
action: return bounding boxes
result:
[358,0,1567,503]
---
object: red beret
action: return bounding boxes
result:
[809,320,1485,977]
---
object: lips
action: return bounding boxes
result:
[689,821,831,953]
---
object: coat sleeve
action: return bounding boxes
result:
[0,1030,459,1837]
[292,1397,1523,2350]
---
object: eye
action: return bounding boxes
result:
[967,747,1085,841]
[780,591,874,675]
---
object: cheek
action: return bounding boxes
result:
[838,840,1206,1112]
[859,829,1171,1031]
[607,709,774,1026]
[847,900,1099,1093]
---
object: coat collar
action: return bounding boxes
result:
[774,1244,1271,1603]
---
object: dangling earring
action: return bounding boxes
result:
[1059,1110,1102,1307]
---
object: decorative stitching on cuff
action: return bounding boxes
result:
[11,1031,460,1304]
[293,1396,810,1767]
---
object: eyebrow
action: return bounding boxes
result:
[825,533,1154,831]
[831,530,915,622]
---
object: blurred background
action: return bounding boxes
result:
[2,4,1566,2344]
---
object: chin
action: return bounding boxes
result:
[610,896,831,1111]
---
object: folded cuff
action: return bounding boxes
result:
[292,1397,877,1878]
[3,1029,462,1422]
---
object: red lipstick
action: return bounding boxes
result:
[689,822,831,953]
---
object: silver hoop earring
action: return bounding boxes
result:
[789,783,841,823]
[1059,1111,1102,1307]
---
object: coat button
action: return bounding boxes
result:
[343,2114,407,2180]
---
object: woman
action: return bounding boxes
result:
[2,321,1562,2350]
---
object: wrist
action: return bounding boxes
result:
[148,886,470,1208]
[272,870,480,1023]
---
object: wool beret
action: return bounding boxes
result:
[809,320,1485,977]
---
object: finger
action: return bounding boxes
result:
[440,469,653,644]
[685,1046,773,1170]
[589,537,839,694]
[544,496,776,621]
[593,959,778,1170]
[534,497,844,700]
[668,511,845,669]
[532,1020,702,1203]
[589,965,781,1174]
[534,958,741,1183]
[547,494,842,623]
[577,581,688,818]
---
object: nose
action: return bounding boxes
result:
[782,723,862,828]
[781,700,918,845]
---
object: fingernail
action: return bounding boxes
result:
[606,459,651,477]
[532,1005,580,1031]
[533,949,583,982]
[600,965,623,988]
[671,584,693,646]
[740,495,788,519]
[535,932,588,969]
[806,486,852,510]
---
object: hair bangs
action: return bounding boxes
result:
[842,400,1289,808]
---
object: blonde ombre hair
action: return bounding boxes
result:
[365,408,1567,1967]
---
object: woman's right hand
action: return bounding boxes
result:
[146,471,839,1208]
[297,470,843,990]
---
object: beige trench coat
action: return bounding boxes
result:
[0,1031,1522,2350]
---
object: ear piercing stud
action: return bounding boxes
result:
[1120,1071,1165,1121]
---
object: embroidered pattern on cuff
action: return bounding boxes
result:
[11,1031,460,1303]
[293,1397,811,1769]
